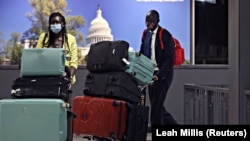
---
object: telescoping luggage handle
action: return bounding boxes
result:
[123,56,154,85]
[138,85,147,106]
[138,79,156,106]
[122,51,143,66]
[122,51,142,66]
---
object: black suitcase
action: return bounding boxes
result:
[11,76,72,102]
[83,72,141,104]
[124,104,149,141]
[87,40,129,72]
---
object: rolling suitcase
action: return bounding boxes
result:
[87,40,129,72]
[0,99,69,141]
[124,51,155,85]
[20,48,65,77]
[83,72,141,104]
[125,105,149,141]
[73,96,128,140]
[11,76,72,103]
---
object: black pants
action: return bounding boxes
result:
[148,70,178,126]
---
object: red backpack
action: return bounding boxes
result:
[143,28,185,66]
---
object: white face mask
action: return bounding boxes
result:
[50,24,62,33]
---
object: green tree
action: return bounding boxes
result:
[0,32,6,55]
[0,56,3,65]
[10,44,23,65]
[0,32,4,45]
[77,48,87,65]
[6,32,23,65]
[23,0,86,46]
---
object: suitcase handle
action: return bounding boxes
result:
[140,94,145,106]
[83,87,90,94]
[108,89,115,95]
[86,73,93,79]
[122,58,130,65]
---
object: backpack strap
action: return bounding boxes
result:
[158,28,165,50]
[142,29,147,40]
[173,37,179,48]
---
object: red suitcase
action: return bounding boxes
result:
[72,96,128,140]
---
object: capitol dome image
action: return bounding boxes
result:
[78,5,114,64]
[86,5,113,46]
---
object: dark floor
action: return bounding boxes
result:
[73,133,152,141]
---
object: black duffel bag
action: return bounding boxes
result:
[87,40,129,72]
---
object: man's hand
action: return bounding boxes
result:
[149,75,158,86]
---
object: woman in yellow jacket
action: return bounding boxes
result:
[36,12,78,84]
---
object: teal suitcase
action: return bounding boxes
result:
[124,52,155,85]
[20,48,65,77]
[0,99,68,141]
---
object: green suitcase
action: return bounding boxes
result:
[20,48,65,77]
[124,51,155,85]
[0,99,68,141]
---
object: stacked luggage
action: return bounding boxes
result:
[12,48,72,102]
[0,48,75,141]
[72,40,155,141]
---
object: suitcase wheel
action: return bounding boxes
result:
[109,132,116,140]
[122,135,129,141]
[112,101,120,107]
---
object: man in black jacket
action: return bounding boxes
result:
[140,10,178,130]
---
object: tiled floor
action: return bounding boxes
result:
[73,133,152,141]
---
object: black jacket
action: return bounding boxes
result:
[139,26,174,80]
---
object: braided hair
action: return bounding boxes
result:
[43,12,69,49]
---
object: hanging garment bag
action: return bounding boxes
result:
[87,40,129,72]
[83,71,141,104]
[73,96,128,140]
[124,51,155,85]
[11,76,71,102]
